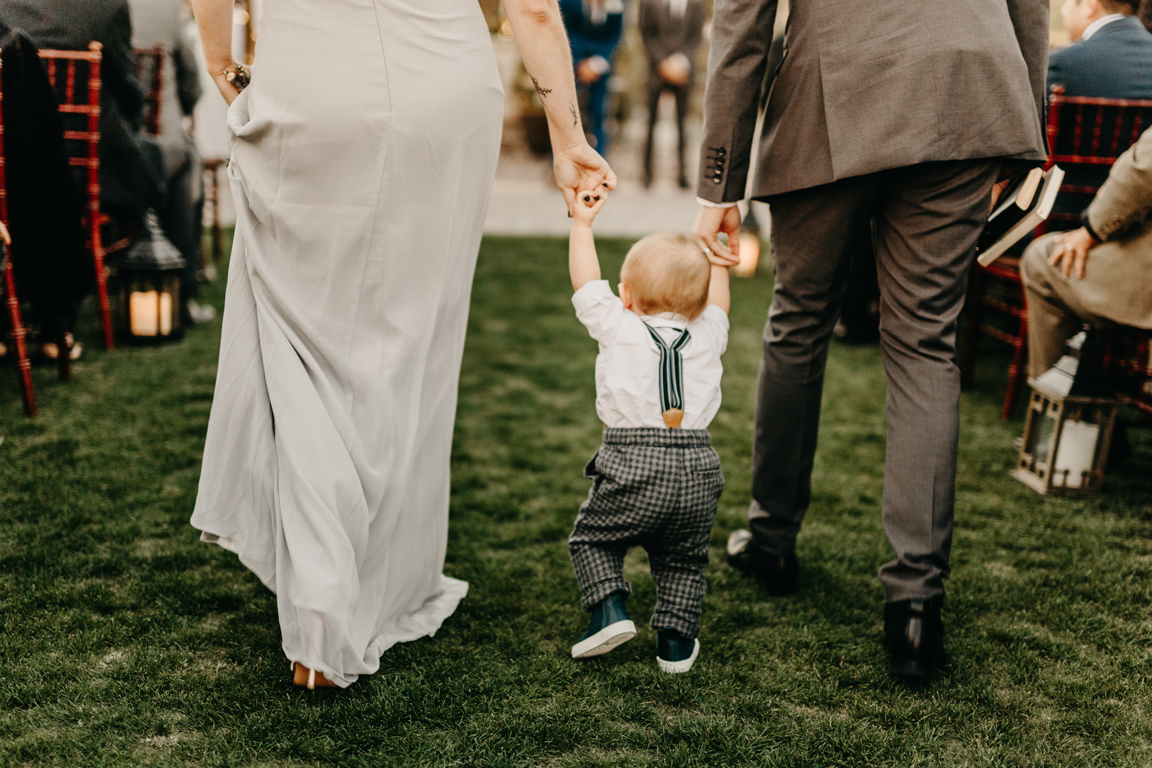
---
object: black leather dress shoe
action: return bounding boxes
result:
[885,596,946,684]
[725,529,798,596]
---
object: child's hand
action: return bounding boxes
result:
[571,188,607,227]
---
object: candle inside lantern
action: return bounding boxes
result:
[129,290,172,336]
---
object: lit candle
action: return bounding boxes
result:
[129,290,172,336]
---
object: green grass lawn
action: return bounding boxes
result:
[1,234,1151,767]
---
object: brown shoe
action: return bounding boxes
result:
[291,661,338,690]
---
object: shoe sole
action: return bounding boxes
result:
[889,652,945,684]
[657,638,700,674]
[571,620,637,659]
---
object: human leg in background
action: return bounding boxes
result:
[642,82,662,188]
[673,82,690,189]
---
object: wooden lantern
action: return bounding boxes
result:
[116,211,185,344]
[1013,329,1121,496]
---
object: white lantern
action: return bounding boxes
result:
[1013,330,1121,496]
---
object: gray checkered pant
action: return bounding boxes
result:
[569,428,724,639]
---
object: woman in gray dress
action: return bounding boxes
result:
[190,0,615,689]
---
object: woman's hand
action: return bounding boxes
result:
[554,143,617,217]
[210,61,249,106]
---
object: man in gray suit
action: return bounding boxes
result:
[692,0,1049,682]
[128,0,211,323]
[639,0,705,188]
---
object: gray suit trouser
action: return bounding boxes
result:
[750,160,999,603]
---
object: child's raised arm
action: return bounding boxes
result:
[569,189,607,292]
[707,263,730,314]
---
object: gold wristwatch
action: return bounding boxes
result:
[224,62,251,93]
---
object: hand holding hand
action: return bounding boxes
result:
[691,205,742,267]
[1048,226,1098,279]
[658,54,690,87]
[554,143,617,217]
[572,188,607,227]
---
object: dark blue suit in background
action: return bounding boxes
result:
[559,0,624,153]
[1048,14,1152,216]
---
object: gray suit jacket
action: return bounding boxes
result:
[698,0,1050,201]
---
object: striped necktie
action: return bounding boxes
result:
[645,324,691,428]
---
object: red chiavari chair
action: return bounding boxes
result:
[135,46,164,138]
[0,52,37,416]
[38,42,115,353]
[961,86,1152,421]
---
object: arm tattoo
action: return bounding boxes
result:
[569,102,579,129]
[531,77,552,98]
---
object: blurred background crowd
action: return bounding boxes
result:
[1,0,1151,482]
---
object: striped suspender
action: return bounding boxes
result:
[645,324,690,428]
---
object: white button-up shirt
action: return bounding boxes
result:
[573,280,728,430]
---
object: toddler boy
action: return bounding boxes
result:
[567,189,729,673]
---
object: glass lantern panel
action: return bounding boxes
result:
[1026,407,1057,465]
[1052,419,1099,489]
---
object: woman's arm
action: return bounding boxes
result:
[191,0,243,105]
[503,0,617,214]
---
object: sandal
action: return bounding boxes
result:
[41,333,83,362]
[290,660,337,690]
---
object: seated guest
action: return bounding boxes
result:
[559,0,625,154]
[1021,126,1152,377]
[0,0,165,227]
[129,0,213,323]
[639,0,704,189]
[1050,0,1152,217]
[0,23,92,360]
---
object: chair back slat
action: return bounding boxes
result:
[0,47,39,414]
[1042,86,1152,234]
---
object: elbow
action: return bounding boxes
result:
[507,0,559,27]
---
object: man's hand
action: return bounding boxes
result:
[691,205,742,266]
[554,143,618,216]
[1048,226,1099,279]
[658,54,690,86]
[576,57,605,84]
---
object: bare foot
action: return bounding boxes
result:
[291,661,338,690]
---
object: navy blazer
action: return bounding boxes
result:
[559,0,625,67]
[1048,14,1152,99]
[1047,15,1152,215]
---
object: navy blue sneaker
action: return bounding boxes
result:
[571,592,637,659]
[656,629,700,673]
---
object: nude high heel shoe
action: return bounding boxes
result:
[290,660,337,690]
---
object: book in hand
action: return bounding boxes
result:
[976,165,1064,267]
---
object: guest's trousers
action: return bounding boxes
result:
[643,79,690,180]
[1020,228,1152,377]
[750,160,999,602]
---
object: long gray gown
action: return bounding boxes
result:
[191,0,504,687]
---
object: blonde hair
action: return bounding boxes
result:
[620,232,711,320]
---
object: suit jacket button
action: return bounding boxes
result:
[713,177,722,184]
